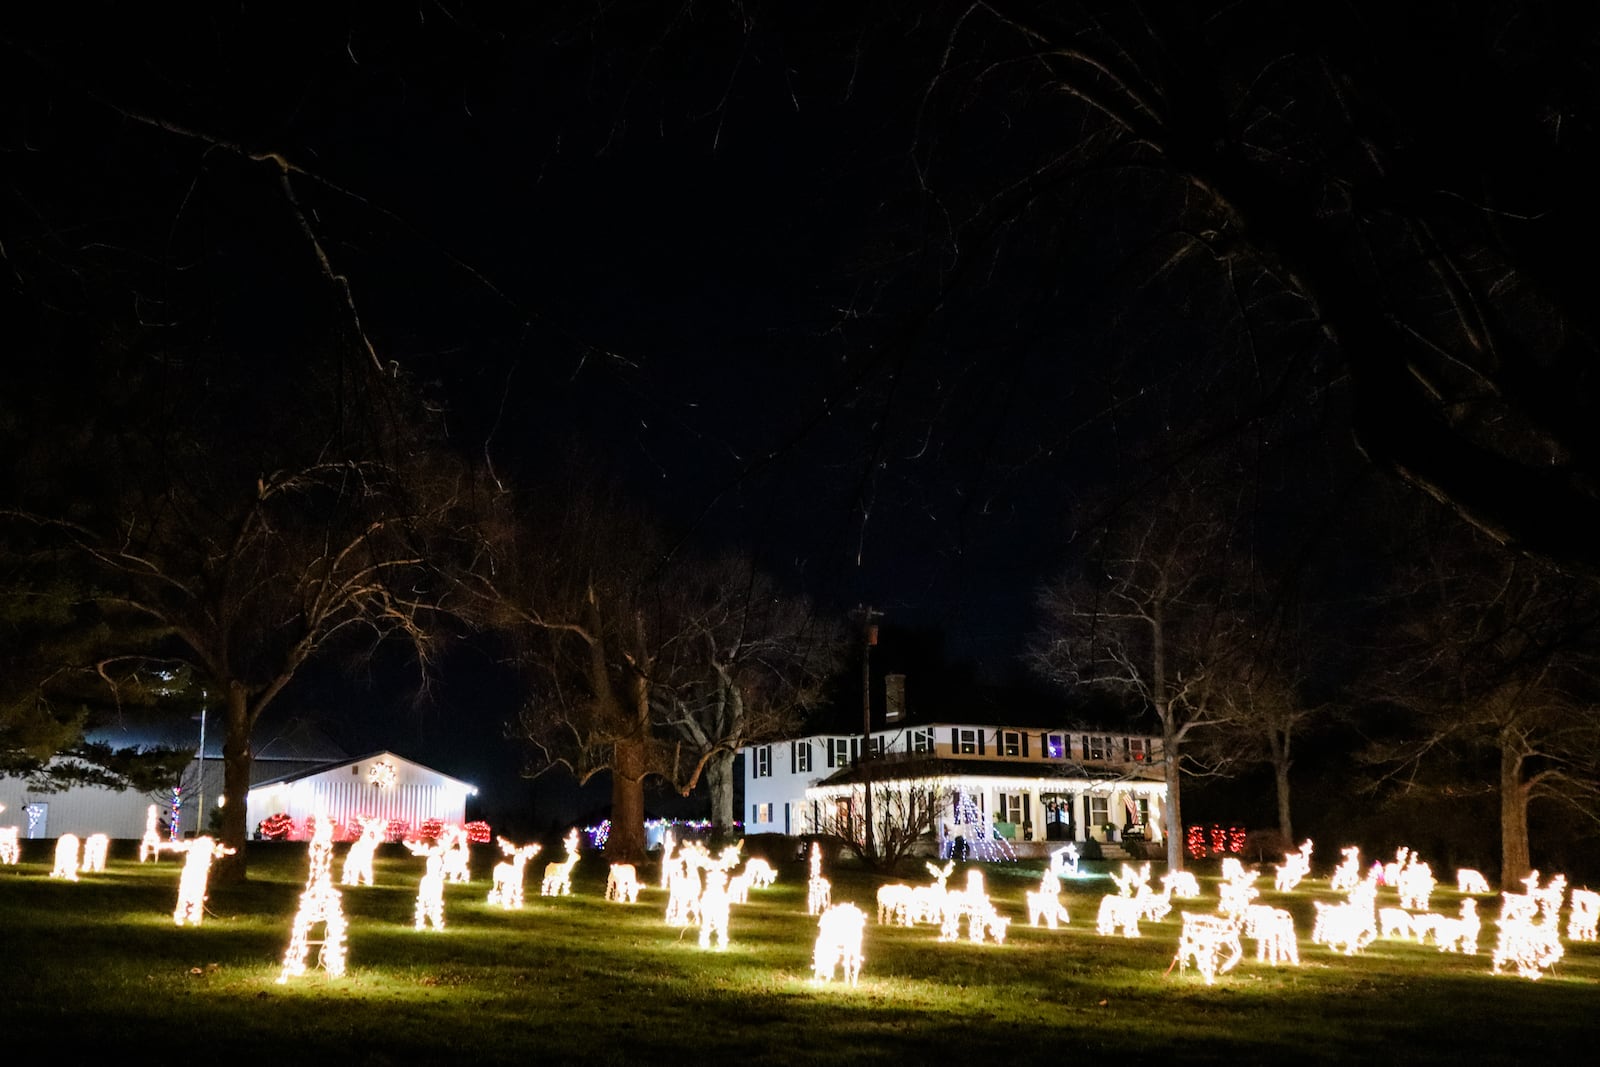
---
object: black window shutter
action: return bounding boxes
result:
[790,744,797,774]
[978,731,986,755]
[1022,733,1030,757]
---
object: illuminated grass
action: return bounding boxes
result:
[0,841,1595,1064]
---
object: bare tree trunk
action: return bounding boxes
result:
[1499,740,1531,887]
[608,736,648,863]
[1163,717,1183,871]
[1274,759,1294,842]
[215,681,252,884]
[704,748,735,839]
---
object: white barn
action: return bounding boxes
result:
[0,715,347,840]
[246,751,476,841]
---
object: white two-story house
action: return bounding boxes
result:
[739,675,1166,858]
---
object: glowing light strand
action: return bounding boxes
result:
[170,837,235,926]
[277,813,348,983]
[540,828,580,896]
[812,903,865,985]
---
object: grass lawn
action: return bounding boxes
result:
[0,840,1593,1065]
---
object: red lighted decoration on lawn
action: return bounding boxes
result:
[465,820,492,844]
[260,813,293,840]
[1186,824,1247,858]
[418,818,445,843]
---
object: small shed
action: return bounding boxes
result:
[246,751,476,840]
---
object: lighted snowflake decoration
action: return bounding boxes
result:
[368,760,398,789]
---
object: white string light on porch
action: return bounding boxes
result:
[278,812,348,983]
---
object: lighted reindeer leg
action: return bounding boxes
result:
[278,811,348,982]
[489,838,542,909]
[541,828,581,897]
[139,804,163,863]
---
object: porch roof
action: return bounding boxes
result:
[813,755,1163,789]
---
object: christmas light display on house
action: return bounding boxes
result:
[247,751,475,843]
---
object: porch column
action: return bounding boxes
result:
[1028,785,1042,842]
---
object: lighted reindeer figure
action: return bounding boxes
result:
[80,832,109,874]
[50,834,81,880]
[1396,859,1436,911]
[139,804,164,863]
[170,836,235,926]
[697,869,733,950]
[1493,874,1565,979]
[0,805,19,866]
[1565,888,1599,942]
[1419,898,1481,954]
[1242,904,1300,965]
[1162,870,1201,900]
[812,903,866,986]
[1175,912,1244,984]
[488,838,542,909]
[1026,869,1071,929]
[806,842,831,917]
[1312,874,1378,955]
[877,882,913,925]
[341,816,386,888]
[278,813,348,983]
[1274,839,1313,892]
[659,829,677,889]
[1330,846,1362,893]
[440,825,472,885]
[907,860,955,926]
[1096,893,1143,938]
[541,828,581,897]
[1217,858,1261,919]
[605,862,641,904]
[1381,847,1412,887]
[741,857,777,889]
[404,836,450,931]
[1457,868,1492,895]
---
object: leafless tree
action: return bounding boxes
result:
[1364,526,1600,884]
[1030,479,1249,870]
[809,779,953,872]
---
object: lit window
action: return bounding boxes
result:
[754,746,772,778]
[828,738,851,768]
[793,742,812,774]
[1000,730,1022,757]
[1045,733,1066,759]
[752,803,774,824]
[1125,737,1150,762]
[1089,795,1109,824]
[1000,793,1025,822]
[910,728,935,754]
[954,728,979,755]
[1084,735,1111,761]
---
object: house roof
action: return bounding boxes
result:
[85,713,348,763]
[247,750,476,793]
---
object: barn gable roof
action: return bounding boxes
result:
[248,750,476,794]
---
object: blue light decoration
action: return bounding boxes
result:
[941,792,1016,862]
[582,817,744,851]
[169,785,182,840]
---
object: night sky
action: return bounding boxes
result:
[7,3,1598,840]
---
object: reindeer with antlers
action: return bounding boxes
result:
[488,838,543,909]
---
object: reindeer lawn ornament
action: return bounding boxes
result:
[1050,843,1081,879]
[1457,868,1492,895]
[806,842,831,917]
[698,869,733,950]
[1217,858,1261,919]
[541,828,581,897]
[80,833,109,874]
[440,824,472,884]
[1312,875,1378,955]
[1174,912,1244,984]
[488,838,543,909]
[1096,893,1144,938]
[1162,870,1201,899]
[1330,846,1362,893]
[1242,904,1299,965]
[1396,858,1437,911]
[0,806,19,866]
[341,816,387,888]
[1274,840,1313,892]
[741,857,777,889]
[606,862,641,904]
[1418,898,1481,954]
[813,903,865,986]
[1493,873,1566,979]
[1026,869,1071,929]
[404,836,451,931]
[659,829,676,889]
[139,804,164,863]
[664,843,703,927]
[50,834,81,880]
[278,813,348,983]
[170,836,235,926]
[1567,888,1599,943]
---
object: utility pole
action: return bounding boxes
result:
[854,605,882,864]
